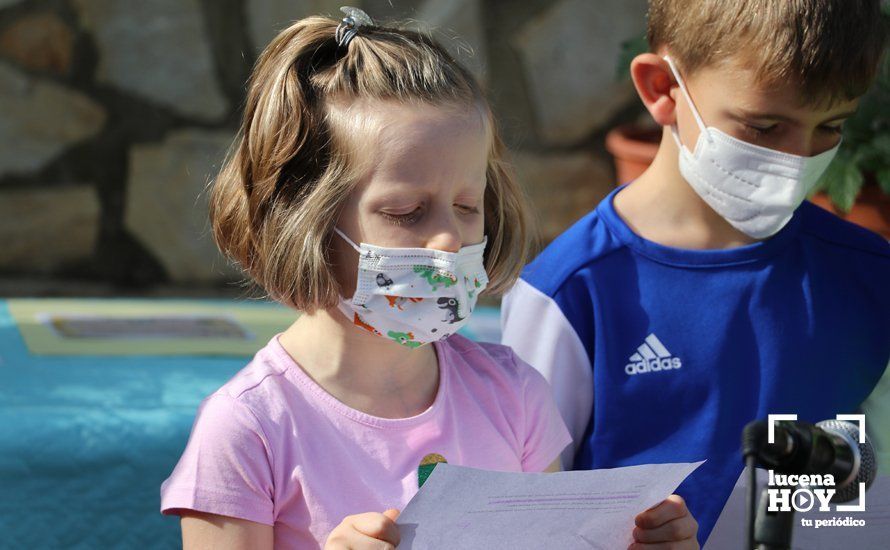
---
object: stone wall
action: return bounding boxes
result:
[0,0,649,296]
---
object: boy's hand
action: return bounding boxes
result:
[629,494,699,549]
[325,509,401,550]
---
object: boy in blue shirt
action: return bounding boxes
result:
[502,0,890,546]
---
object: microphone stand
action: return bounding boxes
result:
[752,488,795,550]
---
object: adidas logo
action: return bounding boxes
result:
[625,334,682,376]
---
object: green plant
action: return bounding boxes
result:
[814,32,890,212]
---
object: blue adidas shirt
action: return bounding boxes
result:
[501,186,890,546]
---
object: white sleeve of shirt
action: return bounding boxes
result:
[500,278,593,469]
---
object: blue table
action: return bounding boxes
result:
[0,299,502,549]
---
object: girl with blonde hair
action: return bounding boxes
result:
[160,9,697,549]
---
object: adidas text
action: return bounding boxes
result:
[625,357,682,375]
[625,334,682,376]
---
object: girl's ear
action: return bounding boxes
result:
[630,53,678,127]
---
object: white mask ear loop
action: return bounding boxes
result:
[333,227,363,254]
[664,55,712,145]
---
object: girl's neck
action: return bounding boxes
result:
[277,308,440,419]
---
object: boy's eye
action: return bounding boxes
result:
[746,123,778,136]
[819,125,844,135]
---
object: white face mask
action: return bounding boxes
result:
[333,228,489,349]
[664,55,841,239]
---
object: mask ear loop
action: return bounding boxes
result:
[333,227,364,254]
[663,55,712,146]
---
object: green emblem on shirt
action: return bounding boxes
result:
[417,453,448,488]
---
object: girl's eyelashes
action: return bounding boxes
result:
[379,203,481,225]
[380,207,422,225]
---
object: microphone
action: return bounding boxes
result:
[742,418,877,502]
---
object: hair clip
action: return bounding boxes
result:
[335,6,374,48]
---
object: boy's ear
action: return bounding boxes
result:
[630,53,678,127]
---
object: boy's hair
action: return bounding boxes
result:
[210,16,529,312]
[647,0,887,106]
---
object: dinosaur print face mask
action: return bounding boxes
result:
[333,228,488,348]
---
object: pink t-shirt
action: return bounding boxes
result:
[160,333,570,549]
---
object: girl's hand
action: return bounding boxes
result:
[629,494,699,549]
[325,509,401,550]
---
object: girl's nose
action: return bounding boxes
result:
[425,230,462,253]
[424,211,463,252]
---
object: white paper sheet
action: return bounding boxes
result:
[396,461,704,549]
[706,469,890,549]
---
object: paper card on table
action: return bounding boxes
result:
[397,461,704,550]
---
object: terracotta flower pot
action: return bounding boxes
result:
[809,186,890,239]
[605,123,661,184]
